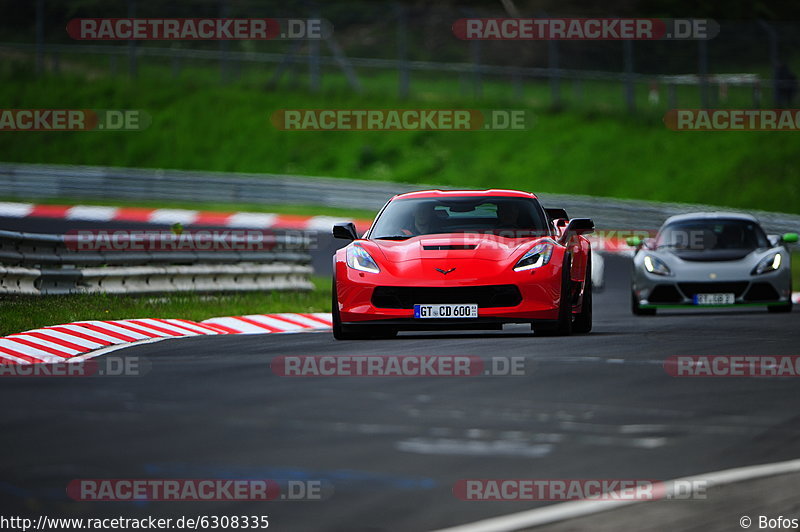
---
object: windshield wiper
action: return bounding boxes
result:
[374,235,415,240]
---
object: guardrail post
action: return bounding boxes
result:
[309,7,321,92]
[219,0,230,83]
[623,39,635,113]
[396,4,410,99]
[698,39,709,108]
[127,0,137,79]
[35,0,45,76]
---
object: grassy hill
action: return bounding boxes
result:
[1,70,798,214]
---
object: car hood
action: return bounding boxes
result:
[370,233,537,263]
[666,248,756,262]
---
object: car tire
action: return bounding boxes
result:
[767,302,793,313]
[631,290,657,316]
[332,278,398,340]
[534,254,573,336]
[332,278,363,340]
[573,255,592,334]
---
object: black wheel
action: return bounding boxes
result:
[573,255,592,334]
[534,254,573,336]
[631,290,656,316]
[768,302,793,313]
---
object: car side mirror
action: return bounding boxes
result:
[545,208,569,221]
[333,222,358,241]
[782,232,799,244]
[626,236,642,248]
[558,218,594,243]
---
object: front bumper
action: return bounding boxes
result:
[632,269,792,308]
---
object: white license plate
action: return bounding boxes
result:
[694,293,735,305]
[413,304,478,319]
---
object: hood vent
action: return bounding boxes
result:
[423,245,478,250]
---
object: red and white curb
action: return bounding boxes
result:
[0,201,372,233]
[0,313,333,364]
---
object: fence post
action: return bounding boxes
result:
[127,0,137,78]
[308,6,321,92]
[668,83,677,109]
[698,39,709,108]
[35,0,45,76]
[470,39,482,99]
[623,39,635,113]
[219,0,230,83]
[396,4,410,99]
[757,20,779,105]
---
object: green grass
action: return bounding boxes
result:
[0,277,332,336]
[0,67,799,215]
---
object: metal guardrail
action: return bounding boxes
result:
[0,229,313,295]
[2,162,799,235]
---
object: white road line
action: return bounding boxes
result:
[433,457,800,532]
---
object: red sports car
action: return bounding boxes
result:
[332,189,594,339]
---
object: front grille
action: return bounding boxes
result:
[648,285,683,303]
[744,282,780,301]
[677,282,748,298]
[372,285,522,309]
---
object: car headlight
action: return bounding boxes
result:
[752,253,782,275]
[643,255,671,276]
[346,244,381,274]
[513,241,554,271]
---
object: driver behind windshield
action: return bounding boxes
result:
[408,203,438,235]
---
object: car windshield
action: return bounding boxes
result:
[369,196,549,239]
[656,219,769,251]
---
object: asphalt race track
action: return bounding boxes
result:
[1,217,799,531]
